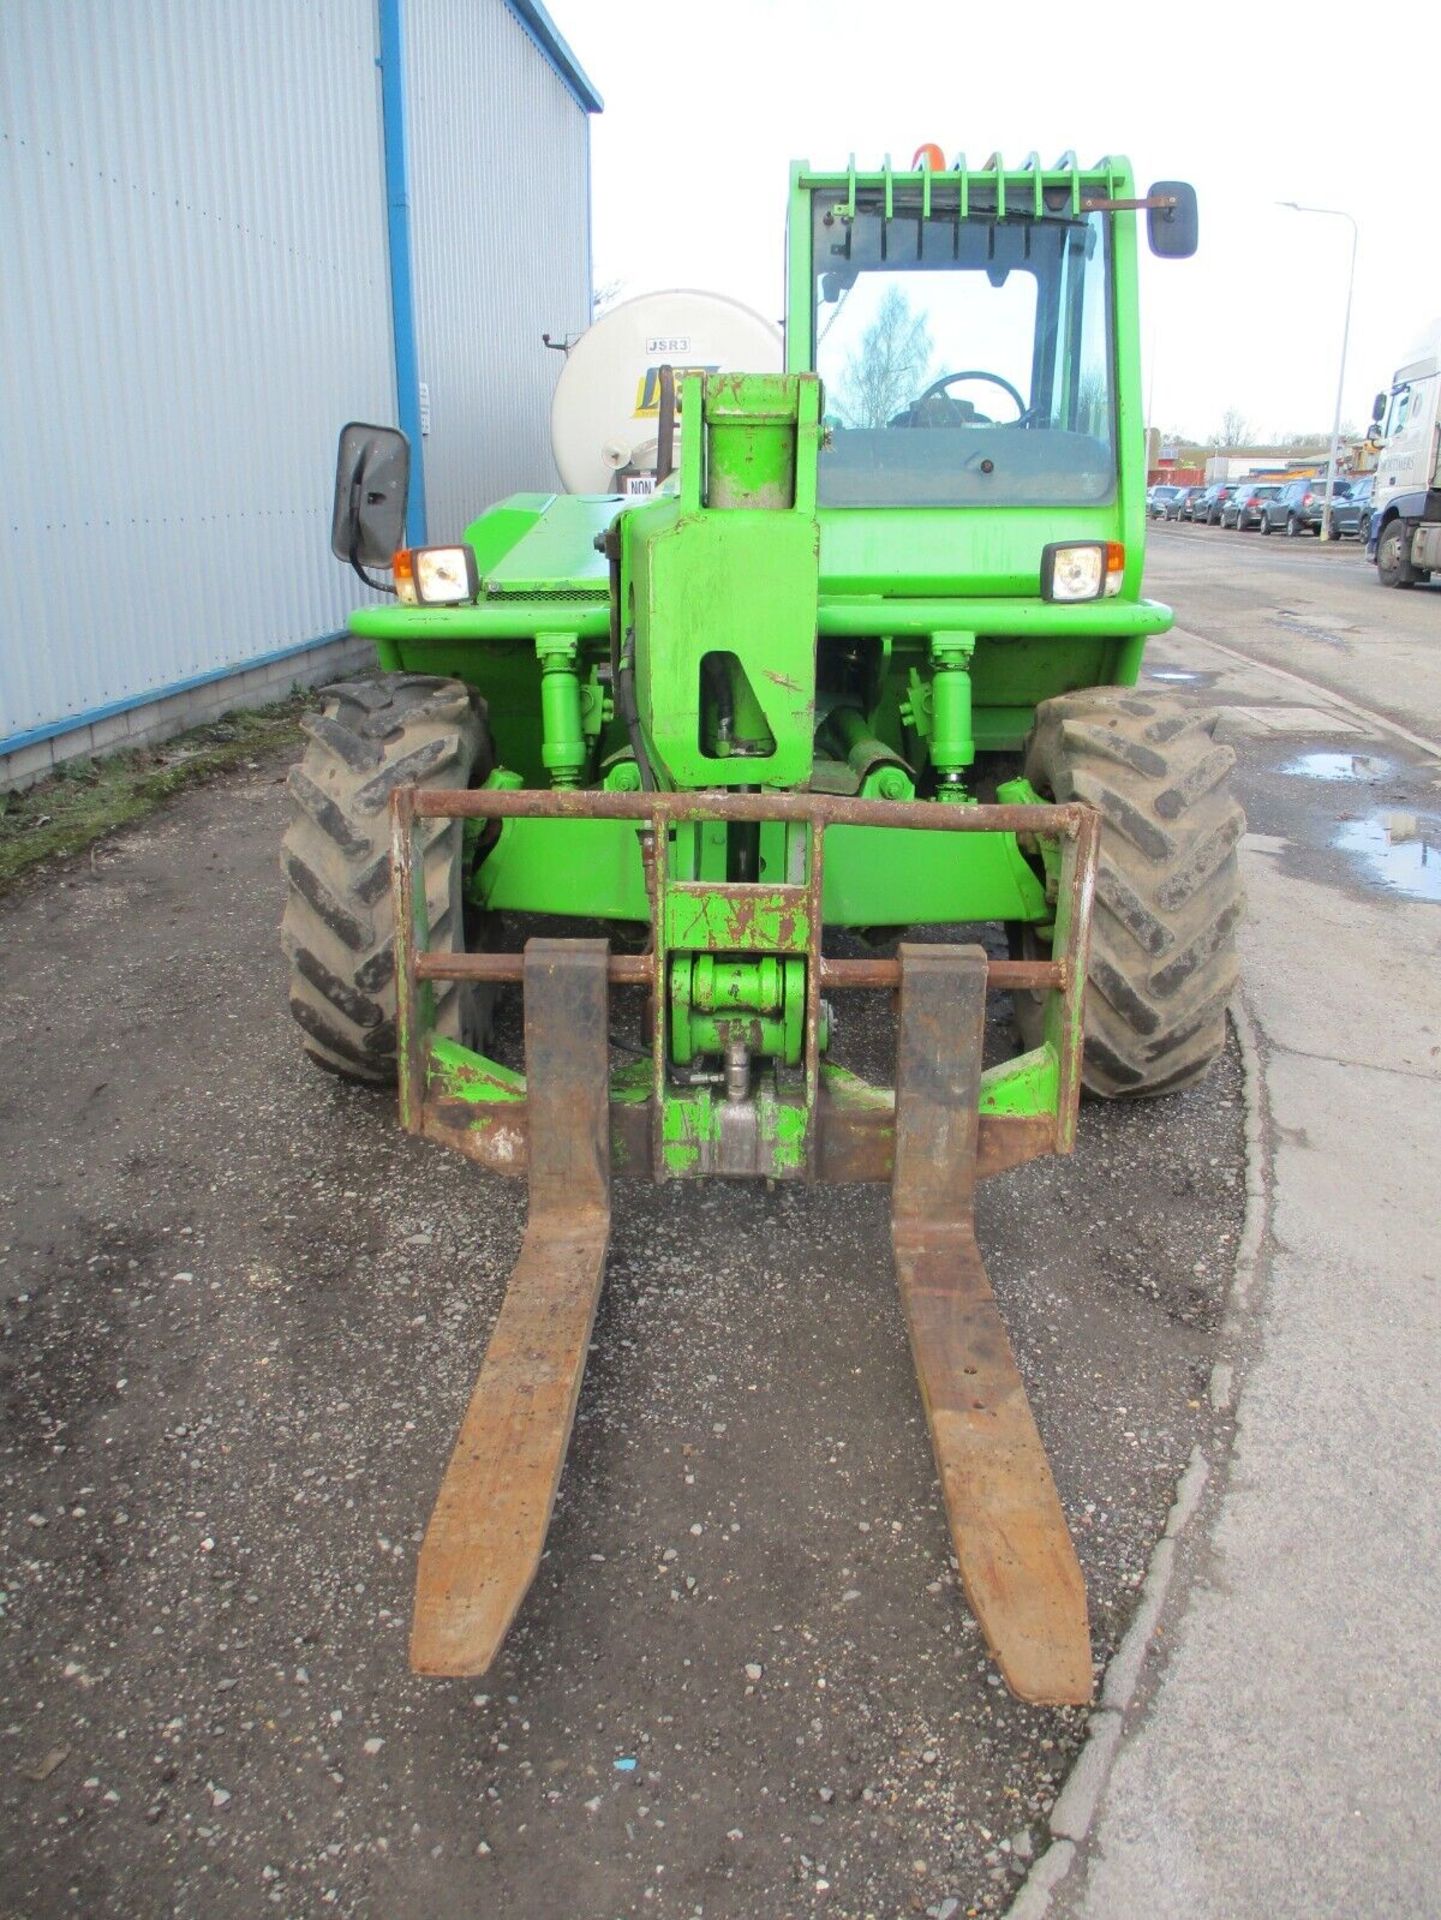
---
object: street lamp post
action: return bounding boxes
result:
[1278,201,1358,541]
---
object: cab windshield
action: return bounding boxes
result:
[813,193,1115,507]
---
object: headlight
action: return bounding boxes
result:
[390,545,478,605]
[414,545,479,604]
[1040,541,1125,602]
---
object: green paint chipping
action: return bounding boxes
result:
[664,887,812,954]
[819,1062,892,1115]
[660,1087,718,1175]
[659,1080,809,1177]
[979,1046,1058,1117]
[760,1090,809,1173]
[427,1036,525,1104]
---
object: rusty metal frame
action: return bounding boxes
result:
[392,800,1103,1700]
[391,786,1099,1185]
[890,943,1092,1703]
[411,939,612,1676]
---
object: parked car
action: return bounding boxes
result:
[1221,481,1283,530]
[1170,484,1208,521]
[1148,483,1184,518]
[1330,473,1374,541]
[1260,476,1352,536]
[1195,481,1243,525]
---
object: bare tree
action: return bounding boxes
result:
[831,288,935,428]
[592,276,625,315]
[1218,408,1249,448]
[1272,425,1360,449]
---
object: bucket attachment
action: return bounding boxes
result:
[391,786,1099,1701]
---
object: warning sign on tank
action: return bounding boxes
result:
[633,364,720,416]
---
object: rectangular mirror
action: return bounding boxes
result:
[331,422,410,567]
[1146,181,1198,260]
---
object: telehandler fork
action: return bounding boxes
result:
[391,785,1099,1706]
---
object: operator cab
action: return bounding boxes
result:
[804,160,1194,515]
[812,193,1115,507]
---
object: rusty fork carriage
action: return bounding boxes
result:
[390,785,1100,1707]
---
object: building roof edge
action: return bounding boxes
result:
[505,1,603,113]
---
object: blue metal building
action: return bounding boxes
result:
[0,0,600,784]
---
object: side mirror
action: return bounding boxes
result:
[1146,181,1198,260]
[1372,392,1387,424]
[331,422,410,568]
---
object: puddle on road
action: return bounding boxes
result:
[1269,607,1360,648]
[1334,816,1441,904]
[1143,667,1219,687]
[1283,750,1392,783]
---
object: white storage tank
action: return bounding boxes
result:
[551,289,783,495]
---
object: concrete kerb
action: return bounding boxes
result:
[1003,996,1273,1920]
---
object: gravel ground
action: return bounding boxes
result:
[0,756,1244,1919]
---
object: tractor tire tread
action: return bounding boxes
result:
[281,673,490,1083]
[1022,688,1245,1099]
[1058,718,1168,779]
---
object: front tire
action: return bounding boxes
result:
[1018,691,1246,1098]
[281,674,492,1081]
[1376,519,1419,588]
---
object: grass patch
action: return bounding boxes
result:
[0,692,315,896]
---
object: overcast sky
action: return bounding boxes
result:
[545,0,1430,445]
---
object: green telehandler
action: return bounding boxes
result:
[282,152,1242,1706]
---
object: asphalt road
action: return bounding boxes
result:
[1144,517,1441,745]
[10,515,1423,1920]
[1050,523,1441,1917]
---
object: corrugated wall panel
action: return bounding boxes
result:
[405,0,592,540]
[1,0,398,745]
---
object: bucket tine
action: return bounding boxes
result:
[410,938,612,1677]
[891,945,1092,1707]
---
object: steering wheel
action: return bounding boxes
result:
[895,369,1028,427]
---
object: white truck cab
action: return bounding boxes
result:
[1368,323,1441,587]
